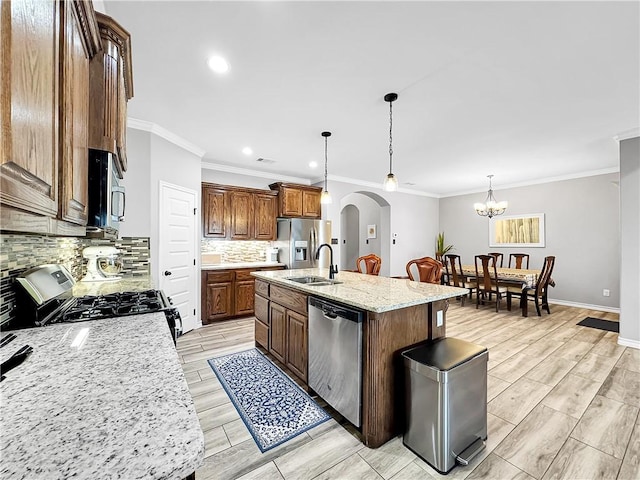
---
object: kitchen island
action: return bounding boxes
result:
[0,313,204,480]
[251,268,468,448]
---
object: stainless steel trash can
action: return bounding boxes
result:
[402,337,488,474]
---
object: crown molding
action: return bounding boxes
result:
[614,127,640,142]
[201,162,311,185]
[127,118,206,158]
[441,167,620,198]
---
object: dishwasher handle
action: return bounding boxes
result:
[309,297,363,323]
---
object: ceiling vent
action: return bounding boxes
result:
[256,157,276,164]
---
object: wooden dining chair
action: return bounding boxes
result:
[406,257,443,284]
[507,256,556,317]
[356,254,382,276]
[488,252,504,268]
[444,254,473,305]
[508,253,530,269]
[474,255,507,312]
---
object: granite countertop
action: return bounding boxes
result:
[201,261,285,270]
[252,268,469,313]
[0,313,204,480]
[72,276,155,297]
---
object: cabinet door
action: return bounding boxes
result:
[229,190,253,240]
[302,190,321,218]
[204,281,233,322]
[286,309,308,381]
[1,0,59,218]
[254,193,277,240]
[234,279,255,316]
[269,302,286,363]
[203,187,228,238]
[59,0,90,225]
[280,187,303,217]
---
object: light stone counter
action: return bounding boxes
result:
[72,275,154,297]
[252,268,468,313]
[0,313,204,480]
[201,261,285,270]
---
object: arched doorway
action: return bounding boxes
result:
[339,191,391,276]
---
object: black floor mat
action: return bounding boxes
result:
[577,317,619,333]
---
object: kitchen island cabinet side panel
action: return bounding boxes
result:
[362,304,430,448]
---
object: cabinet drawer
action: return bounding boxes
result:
[271,284,307,315]
[255,319,269,349]
[205,271,234,283]
[254,294,269,325]
[255,279,269,297]
[235,270,255,281]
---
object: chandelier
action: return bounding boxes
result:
[320,131,332,204]
[382,92,398,192]
[474,174,508,218]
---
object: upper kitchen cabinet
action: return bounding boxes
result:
[88,11,133,178]
[202,183,278,240]
[269,183,322,219]
[0,0,100,235]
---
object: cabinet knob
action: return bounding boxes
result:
[164,270,172,276]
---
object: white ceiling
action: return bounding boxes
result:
[103,1,639,196]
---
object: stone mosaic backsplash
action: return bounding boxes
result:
[0,234,150,326]
[201,240,272,263]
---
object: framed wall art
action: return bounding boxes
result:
[367,224,377,239]
[489,213,545,247]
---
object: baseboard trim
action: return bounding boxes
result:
[548,298,620,314]
[618,337,640,350]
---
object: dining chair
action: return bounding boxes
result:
[507,256,556,317]
[508,253,530,269]
[474,255,507,312]
[488,252,504,268]
[356,254,382,276]
[406,257,443,284]
[444,254,473,305]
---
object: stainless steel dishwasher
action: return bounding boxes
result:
[308,296,364,427]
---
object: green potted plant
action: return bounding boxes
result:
[435,232,454,264]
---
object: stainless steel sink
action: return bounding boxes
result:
[286,276,342,286]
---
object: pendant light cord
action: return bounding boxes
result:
[324,136,328,191]
[388,100,393,173]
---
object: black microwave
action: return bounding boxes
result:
[87,149,125,235]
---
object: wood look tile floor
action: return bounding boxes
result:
[177,303,639,480]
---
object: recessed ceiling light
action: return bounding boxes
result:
[309,161,318,168]
[207,55,229,74]
[242,147,253,156]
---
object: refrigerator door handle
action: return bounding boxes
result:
[311,228,317,267]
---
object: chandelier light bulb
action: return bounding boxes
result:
[383,173,398,192]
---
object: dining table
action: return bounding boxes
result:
[460,265,554,317]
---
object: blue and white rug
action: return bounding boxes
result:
[208,348,330,452]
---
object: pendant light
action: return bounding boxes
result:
[383,92,399,192]
[320,131,332,204]
[474,174,508,218]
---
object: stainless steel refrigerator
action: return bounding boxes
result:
[276,219,332,269]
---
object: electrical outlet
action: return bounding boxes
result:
[603,289,610,297]
[436,310,444,327]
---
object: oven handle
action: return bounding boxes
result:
[112,186,126,221]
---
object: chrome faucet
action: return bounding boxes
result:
[316,243,338,279]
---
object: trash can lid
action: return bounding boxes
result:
[402,337,487,372]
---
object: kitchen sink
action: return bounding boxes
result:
[286,276,342,286]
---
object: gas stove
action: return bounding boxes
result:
[11,265,182,344]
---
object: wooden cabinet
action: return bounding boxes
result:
[254,279,309,383]
[202,266,284,324]
[269,182,322,219]
[202,186,228,238]
[201,183,277,240]
[88,11,133,177]
[202,271,234,322]
[1,0,100,235]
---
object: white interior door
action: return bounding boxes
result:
[159,182,199,333]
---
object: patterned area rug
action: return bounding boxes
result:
[208,349,330,452]
[577,317,620,333]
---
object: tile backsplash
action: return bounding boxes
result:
[201,240,272,263]
[0,234,150,326]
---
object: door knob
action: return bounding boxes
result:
[164,270,172,276]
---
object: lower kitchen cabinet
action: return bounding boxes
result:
[254,279,308,383]
[202,266,283,324]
